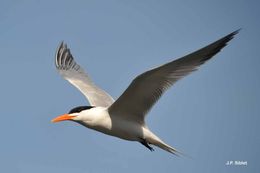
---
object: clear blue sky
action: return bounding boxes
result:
[0,0,259,172]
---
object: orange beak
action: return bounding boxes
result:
[51,114,75,123]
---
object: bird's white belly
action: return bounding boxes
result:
[109,118,144,141]
[80,112,142,141]
[95,119,143,141]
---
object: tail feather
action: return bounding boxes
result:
[143,128,187,156]
[145,130,184,156]
[153,140,183,156]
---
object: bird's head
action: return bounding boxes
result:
[51,106,94,123]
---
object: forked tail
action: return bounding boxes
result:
[145,129,184,156]
[152,139,183,156]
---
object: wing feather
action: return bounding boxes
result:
[55,42,114,107]
[109,30,240,124]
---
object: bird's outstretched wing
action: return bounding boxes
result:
[109,30,240,124]
[55,42,114,107]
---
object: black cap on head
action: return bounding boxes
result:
[69,106,95,114]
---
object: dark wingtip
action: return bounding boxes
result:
[224,29,241,42]
[61,41,67,49]
[228,28,241,39]
[55,41,64,67]
[197,29,240,63]
[233,28,241,35]
[58,41,65,50]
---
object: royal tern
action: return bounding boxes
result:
[52,30,239,155]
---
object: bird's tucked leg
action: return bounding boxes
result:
[140,139,154,152]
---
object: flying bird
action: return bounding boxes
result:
[52,30,239,155]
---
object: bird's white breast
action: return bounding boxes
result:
[78,107,144,141]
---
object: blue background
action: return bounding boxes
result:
[0,0,259,172]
